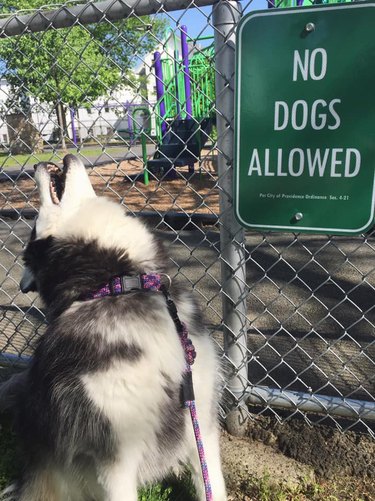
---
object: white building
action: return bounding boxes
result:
[0,79,146,146]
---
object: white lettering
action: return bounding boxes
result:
[289,148,304,176]
[274,101,289,131]
[330,148,344,177]
[291,101,308,131]
[293,48,327,81]
[311,99,327,130]
[310,48,327,80]
[328,99,341,130]
[276,148,287,176]
[307,149,330,176]
[274,99,341,131]
[293,49,309,81]
[246,149,361,177]
[248,149,262,176]
[264,149,274,176]
[344,149,361,177]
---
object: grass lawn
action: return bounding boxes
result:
[0,146,129,170]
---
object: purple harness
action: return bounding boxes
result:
[84,273,213,501]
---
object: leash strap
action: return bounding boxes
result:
[161,286,213,501]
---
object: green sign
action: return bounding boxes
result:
[234,3,375,234]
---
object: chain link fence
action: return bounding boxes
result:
[0,0,374,440]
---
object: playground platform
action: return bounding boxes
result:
[147,118,212,178]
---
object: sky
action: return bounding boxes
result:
[169,1,269,42]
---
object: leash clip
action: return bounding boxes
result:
[120,275,142,292]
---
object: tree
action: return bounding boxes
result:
[0,0,167,151]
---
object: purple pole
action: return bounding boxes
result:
[173,47,181,119]
[154,51,167,136]
[181,25,193,119]
[70,107,77,145]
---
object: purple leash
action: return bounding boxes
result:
[179,322,213,501]
[162,289,213,501]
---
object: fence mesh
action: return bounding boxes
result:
[0,0,374,439]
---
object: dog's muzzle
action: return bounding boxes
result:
[20,266,37,293]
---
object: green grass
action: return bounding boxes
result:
[0,146,129,169]
[138,485,173,501]
[138,476,197,501]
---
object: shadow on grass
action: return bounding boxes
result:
[0,413,20,491]
[161,474,196,501]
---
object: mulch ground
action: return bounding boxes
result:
[0,154,220,215]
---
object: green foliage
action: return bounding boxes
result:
[0,0,168,108]
[138,484,172,501]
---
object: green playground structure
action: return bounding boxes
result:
[147,27,215,178]
[270,0,352,8]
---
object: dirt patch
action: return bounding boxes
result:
[218,414,375,500]
[0,156,219,214]
[219,419,375,500]
[220,431,314,491]
[247,414,375,480]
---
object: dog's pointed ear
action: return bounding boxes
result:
[34,163,57,207]
[61,154,96,207]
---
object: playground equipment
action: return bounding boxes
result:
[147,26,215,178]
[269,0,352,7]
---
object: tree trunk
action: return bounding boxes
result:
[56,102,67,151]
[6,113,44,155]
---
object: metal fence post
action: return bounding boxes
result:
[213,0,249,435]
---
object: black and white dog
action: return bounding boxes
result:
[1,155,226,501]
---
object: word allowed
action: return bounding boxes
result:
[248,148,360,177]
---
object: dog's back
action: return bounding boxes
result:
[3,155,227,501]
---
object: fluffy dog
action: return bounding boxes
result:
[2,155,226,501]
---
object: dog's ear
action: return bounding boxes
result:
[61,154,96,208]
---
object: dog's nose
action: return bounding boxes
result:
[20,267,37,293]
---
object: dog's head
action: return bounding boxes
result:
[21,155,165,314]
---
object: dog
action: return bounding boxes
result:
[1,154,227,501]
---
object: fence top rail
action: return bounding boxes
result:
[0,0,219,38]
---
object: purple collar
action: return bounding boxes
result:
[83,273,162,300]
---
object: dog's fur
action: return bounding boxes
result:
[2,155,226,501]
